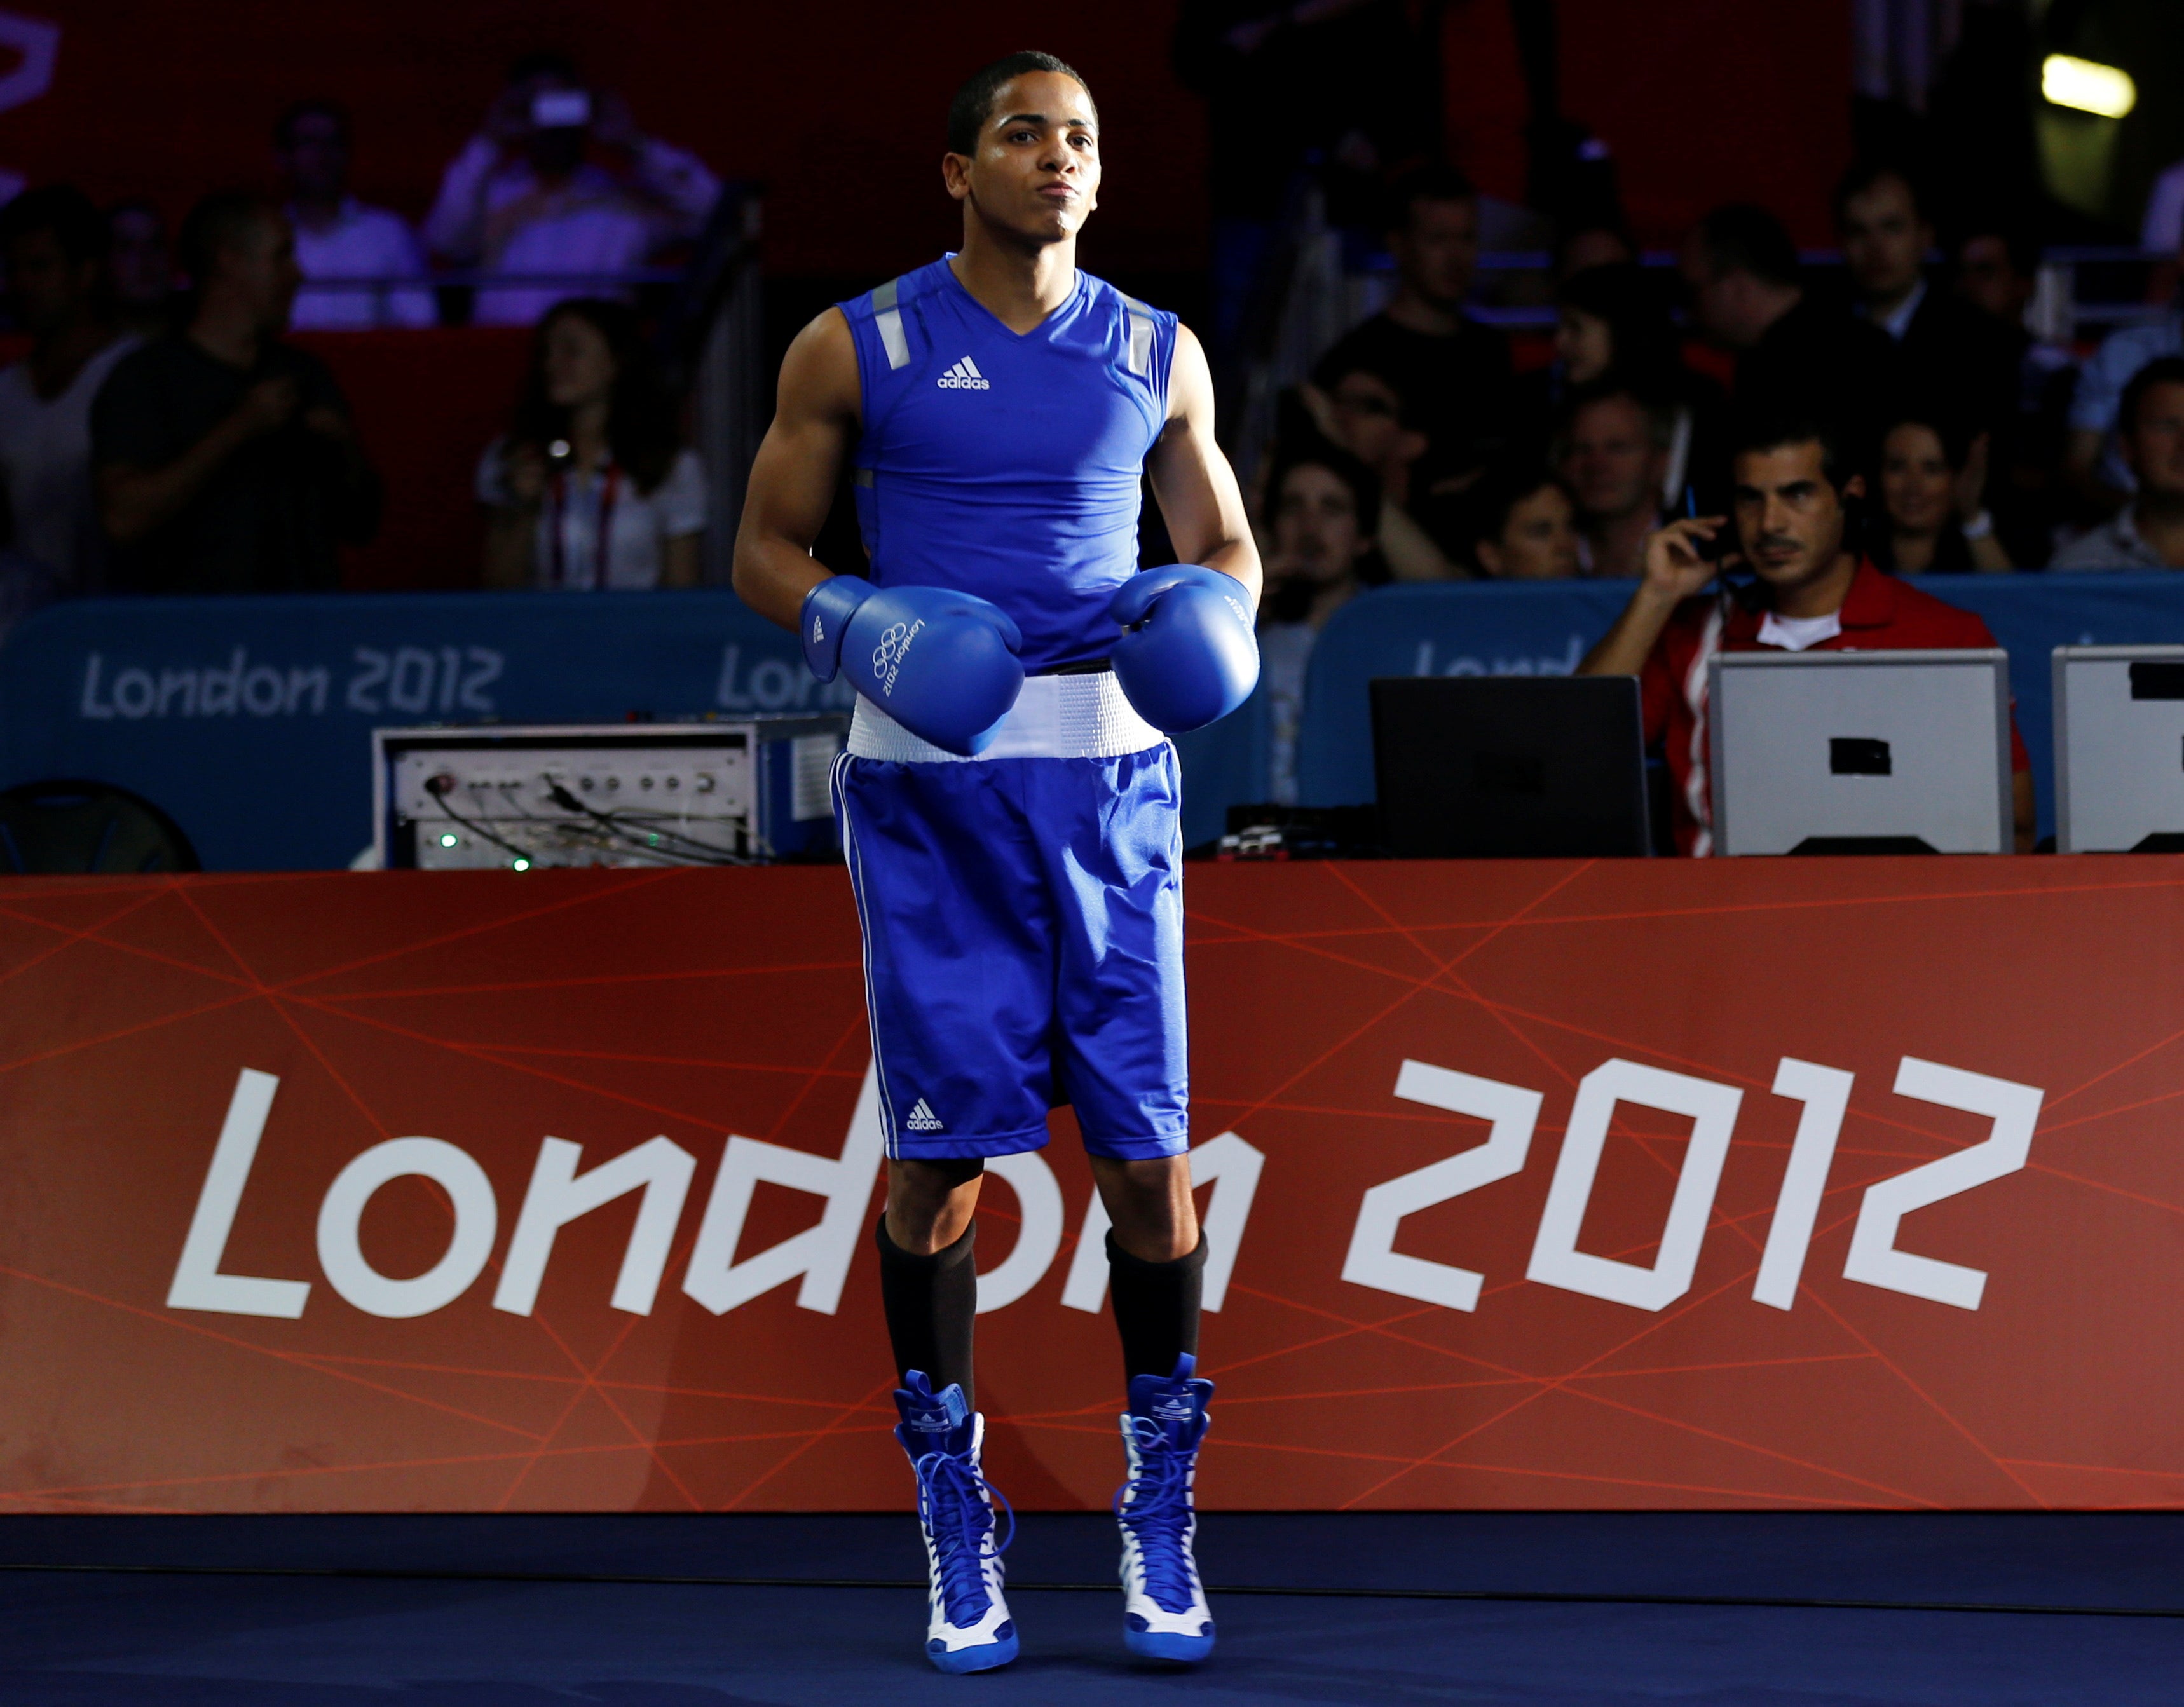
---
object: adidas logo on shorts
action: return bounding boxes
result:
[905,1098,945,1132]
[936,356,990,391]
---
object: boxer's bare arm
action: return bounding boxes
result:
[1147,324,1261,608]
[732,309,863,630]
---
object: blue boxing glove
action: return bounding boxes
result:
[1107,564,1260,733]
[840,585,1025,756]
[800,575,877,683]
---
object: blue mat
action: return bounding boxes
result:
[3,1514,2180,1703]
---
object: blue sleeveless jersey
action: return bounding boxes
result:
[836,257,1178,673]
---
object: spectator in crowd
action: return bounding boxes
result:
[1557,383,1669,578]
[2062,226,2183,518]
[1173,0,1438,369]
[277,100,435,330]
[2053,358,2184,570]
[1869,406,2010,574]
[0,186,140,602]
[478,297,703,590]
[1835,161,2016,440]
[1578,412,2033,854]
[424,52,721,327]
[1296,355,1461,578]
[1257,445,1382,803]
[1313,166,1514,493]
[92,192,380,594]
[104,199,173,337]
[1525,262,1724,506]
[1950,218,2074,566]
[1463,462,1579,579]
[1681,203,1900,463]
[1555,222,1634,280]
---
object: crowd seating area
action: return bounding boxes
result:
[4,27,2184,870]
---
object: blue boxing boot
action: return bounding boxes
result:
[894,1371,1017,1673]
[1114,1355,1215,1662]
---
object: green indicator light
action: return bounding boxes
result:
[512,858,532,871]
[439,833,459,848]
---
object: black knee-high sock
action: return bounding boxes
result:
[875,1216,978,1406]
[1106,1230,1206,1384]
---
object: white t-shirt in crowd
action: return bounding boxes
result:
[0,333,139,593]
[1756,609,1843,651]
[476,437,706,589]
[289,198,436,330]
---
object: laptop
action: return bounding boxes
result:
[1707,649,2012,855]
[1370,676,1650,858]
[2054,645,2184,852]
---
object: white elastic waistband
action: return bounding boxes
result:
[847,670,1164,763]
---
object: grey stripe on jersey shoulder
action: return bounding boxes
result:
[1118,292,1156,377]
[870,276,910,371]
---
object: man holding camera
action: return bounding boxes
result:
[423,51,721,325]
[1579,414,2033,855]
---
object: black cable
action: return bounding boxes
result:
[422,776,714,870]
[545,785,744,863]
[421,787,542,867]
[543,784,752,866]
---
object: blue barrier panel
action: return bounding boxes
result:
[1170,677,1271,850]
[1295,571,2184,843]
[0,593,851,871]
[0,592,1276,871]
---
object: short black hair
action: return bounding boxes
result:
[0,183,108,266]
[1878,400,1974,471]
[1463,460,1567,557]
[1833,158,1928,228]
[947,51,1093,157]
[1728,410,1852,489]
[178,191,278,289]
[1387,163,1477,233]
[2120,356,2184,439]
[1952,214,2042,282]
[1308,346,1427,429]
[1693,203,1801,289]
[275,98,350,150]
[1560,378,1672,451]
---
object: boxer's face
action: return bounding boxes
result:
[945,71,1100,245]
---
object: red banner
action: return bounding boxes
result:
[1,859,2178,1514]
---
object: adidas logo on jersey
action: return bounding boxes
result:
[905,1098,945,1132]
[936,356,990,391]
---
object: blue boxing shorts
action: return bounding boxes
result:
[831,671,1188,1162]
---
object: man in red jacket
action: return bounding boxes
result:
[1580,413,2033,854]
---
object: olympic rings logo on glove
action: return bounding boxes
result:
[870,618,924,695]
